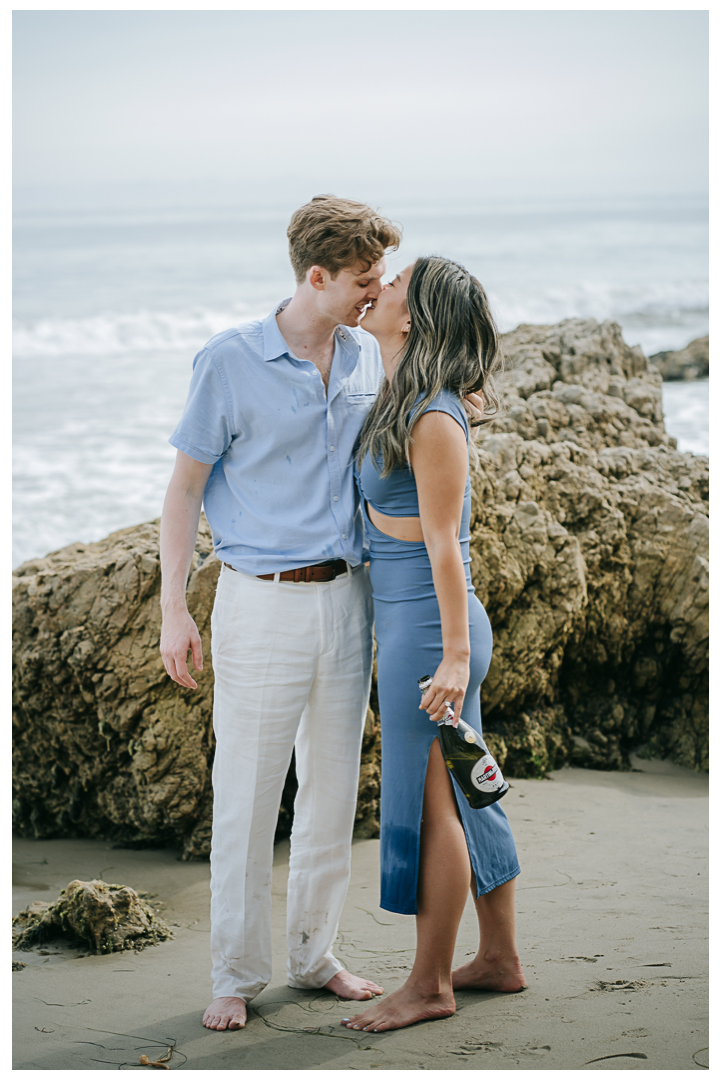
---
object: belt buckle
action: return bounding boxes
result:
[312,560,337,583]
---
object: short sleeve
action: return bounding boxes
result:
[416,390,469,442]
[169,349,235,465]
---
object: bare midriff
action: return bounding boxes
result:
[366,501,424,542]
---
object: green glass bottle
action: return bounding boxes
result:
[418,675,509,810]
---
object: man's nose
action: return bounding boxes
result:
[367,280,383,299]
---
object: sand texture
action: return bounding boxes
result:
[12,758,708,1071]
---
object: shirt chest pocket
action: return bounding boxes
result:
[344,392,376,408]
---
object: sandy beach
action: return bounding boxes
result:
[12,755,707,1071]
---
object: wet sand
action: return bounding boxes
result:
[12,757,708,1071]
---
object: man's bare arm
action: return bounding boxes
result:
[160,451,214,690]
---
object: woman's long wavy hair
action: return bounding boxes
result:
[356,256,502,476]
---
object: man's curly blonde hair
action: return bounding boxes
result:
[287,195,402,282]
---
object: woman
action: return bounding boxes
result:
[341,257,525,1033]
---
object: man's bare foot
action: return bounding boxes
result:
[325,969,384,1001]
[452,953,526,993]
[341,981,455,1032]
[202,996,247,1030]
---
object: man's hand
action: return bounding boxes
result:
[463,390,485,427]
[160,603,204,689]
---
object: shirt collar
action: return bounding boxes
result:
[261,301,292,362]
[262,299,360,363]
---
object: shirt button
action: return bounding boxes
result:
[342,533,347,539]
[330,445,335,451]
[333,496,339,502]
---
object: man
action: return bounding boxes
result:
[160,195,402,1031]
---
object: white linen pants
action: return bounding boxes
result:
[209,563,374,1002]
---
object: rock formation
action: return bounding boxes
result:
[12,517,381,857]
[12,319,708,855]
[650,335,709,381]
[13,521,220,859]
[13,879,173,954]
[474,320,708,775]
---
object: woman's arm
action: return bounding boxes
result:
[410,411,470,724]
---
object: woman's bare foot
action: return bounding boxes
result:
[340,981,455,1032]
[452,952,526,993]
[325,969,384,1000]
[202,997,247,1030]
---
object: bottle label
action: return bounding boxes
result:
[470,754,506,793]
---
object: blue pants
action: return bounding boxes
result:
[368,520,521,915]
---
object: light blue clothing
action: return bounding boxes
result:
[355,390,520,915]
[358,388,472,516]
[170,302,383,575]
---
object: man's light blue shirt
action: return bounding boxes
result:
[169,302,383,575]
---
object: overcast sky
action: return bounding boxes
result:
[13,10,708,205]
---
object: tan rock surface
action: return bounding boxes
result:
[12,517,380,856]
[12,319,708,853]
[650,335,709,380]
[474,319,708,775]
[13,520,219,857]
[13,878,173,954]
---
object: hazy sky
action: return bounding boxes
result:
[13,10,708,204]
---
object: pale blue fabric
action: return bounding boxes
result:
[170,302,383,575]
[355,390,520,915]
[358,389,472,521]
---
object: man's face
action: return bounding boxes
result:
[311,257,386,328]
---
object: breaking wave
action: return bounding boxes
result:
[14,280,707,360]
[492,279,708,337]
[12,306,265,358]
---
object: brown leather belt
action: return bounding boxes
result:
[224,559,348,583]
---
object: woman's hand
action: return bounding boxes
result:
[419,655,470,725]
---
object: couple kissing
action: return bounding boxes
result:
[159,194,525,1034]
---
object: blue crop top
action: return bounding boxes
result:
[356,389,470,517]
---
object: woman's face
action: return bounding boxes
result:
[361,263,414,339]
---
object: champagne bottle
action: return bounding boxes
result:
[418,675,509,809]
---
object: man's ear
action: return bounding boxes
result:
[308,265,327,291]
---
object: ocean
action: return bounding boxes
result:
[13,192,708,569]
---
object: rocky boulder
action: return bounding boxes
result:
[12,518,380,858]
[474,319,708,775]
[12,319,708,855]
[650,335,709,381]
[13,879,173,954]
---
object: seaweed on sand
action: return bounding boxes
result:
[13,879,174,954]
